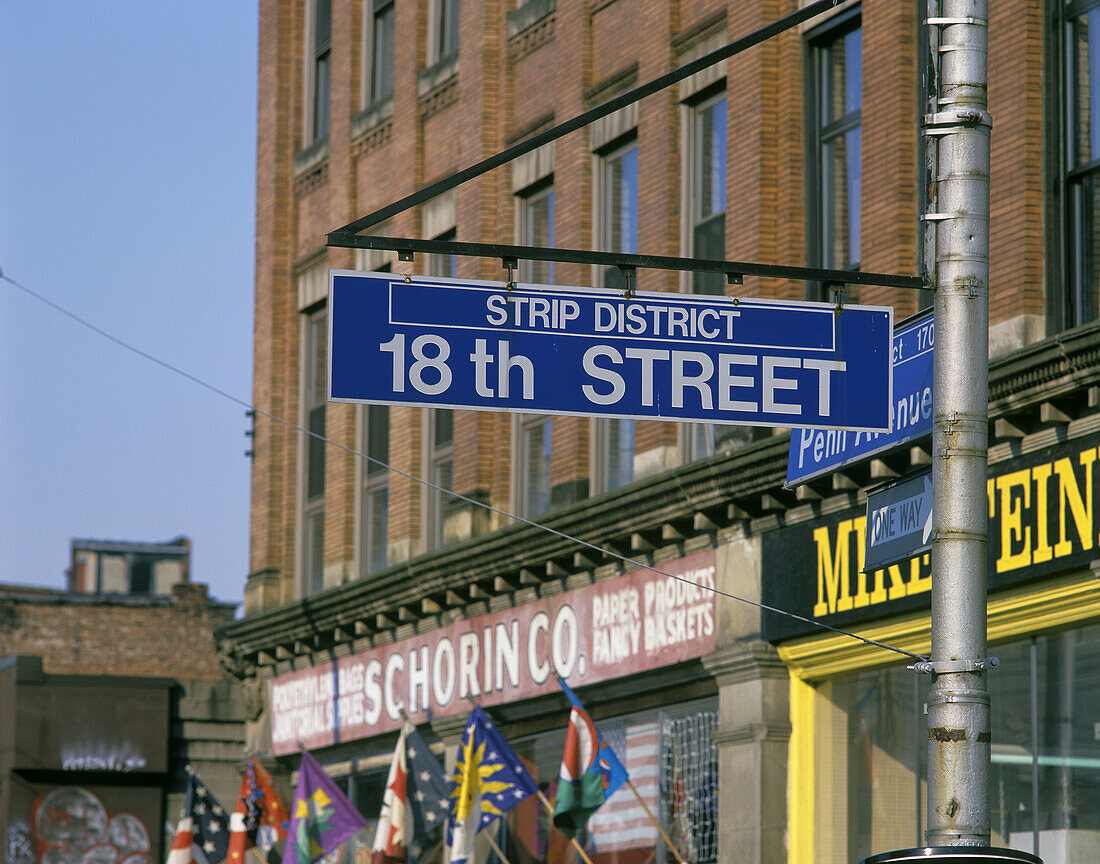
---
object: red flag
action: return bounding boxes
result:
[251,759,290,849]
[227,757,290,864]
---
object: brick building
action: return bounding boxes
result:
[1,571,246,864]
[218,1,1100,863]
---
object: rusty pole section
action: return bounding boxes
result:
[924,0,992,847]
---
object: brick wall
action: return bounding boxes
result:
[249,0,1044,609]
[0,583,235,680]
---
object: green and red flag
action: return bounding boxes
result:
[551,679,629,839]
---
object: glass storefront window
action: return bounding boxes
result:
[811,622,1100,862]
[501,702,718,864]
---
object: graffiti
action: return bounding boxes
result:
[28,788,150,864]
[7,822,34,864]
[59,744,146,774]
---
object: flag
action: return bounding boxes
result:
[166,768,232,864]
[552,680,629,839]
[251,758,291,851]
[283,750,367,864]
[446,707,538,864]
[403,725,451,864]
[372,725,409,864]
[373,723,451,864]
[228,758,290,864]
[585,720,657,853]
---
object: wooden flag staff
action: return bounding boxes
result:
[548,675,687,864]
[484,830,514,864]
[624,779,686,864]
[534,790,597,864]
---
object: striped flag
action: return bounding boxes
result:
[166,769,231,864]
[584,720,660,854]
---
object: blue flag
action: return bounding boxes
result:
[446,707,538,864]
[552,679,629,838]
[405,725,451,864]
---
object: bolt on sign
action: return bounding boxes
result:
[329,272,893,432]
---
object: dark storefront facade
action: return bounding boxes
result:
[1,657,171,864]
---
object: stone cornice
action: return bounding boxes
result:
[711,721,792,747]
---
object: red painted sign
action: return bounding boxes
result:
[270,549,717,754]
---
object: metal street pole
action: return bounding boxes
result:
[925,0,992,847]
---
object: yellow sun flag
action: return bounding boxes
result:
[446,708,538,864]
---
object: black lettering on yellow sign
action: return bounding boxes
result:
[811,442,1100,619]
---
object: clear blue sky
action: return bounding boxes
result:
[0,3,259,608]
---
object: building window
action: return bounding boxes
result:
[807,11,861,294]
[598,138,639,290]
[517,181,554,284]
[686,421,756,462]
[303,305,327,594]
[429,0,459,66]
[364,0,395,106]
[429,228,457,279]
[504,702,717,864]
[429,408,454,547]
[339,767,388,864]
[593,137,637,491]
[306,0,333,145]
[362,404,389,575]
[517,414,552,517]
[596,417,634,493]
[807,622,1100,861]
[687,92,727,296]
[1066,2,1100,326]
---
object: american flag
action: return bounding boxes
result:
[585,720,659,855]
[167,768,232,864]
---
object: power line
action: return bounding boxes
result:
[1,268,927,662]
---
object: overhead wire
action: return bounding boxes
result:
[1,269,928,662]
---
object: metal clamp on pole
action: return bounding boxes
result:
[922,109,993,135]
[909,657,999,675]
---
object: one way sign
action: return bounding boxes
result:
[864,469,933,571]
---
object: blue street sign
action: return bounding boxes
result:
[786,311,933,485]
[864,469,933,571]
[329,272,893,431]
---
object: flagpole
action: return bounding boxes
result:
[624,779,686,864]
[534,791,597,864]
[484,831,515,864]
